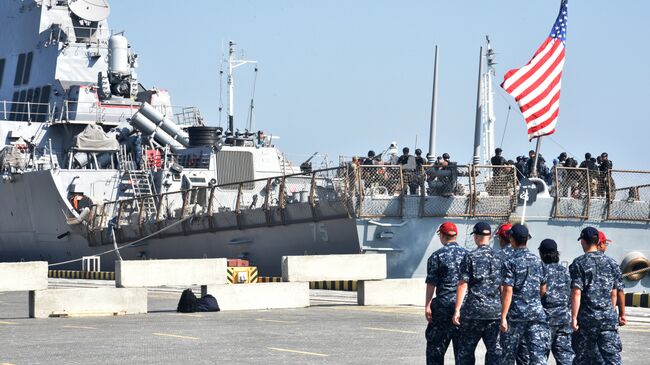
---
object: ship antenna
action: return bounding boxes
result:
[227,40,257,136]
[218,67,224,127]
[246,66,259,132]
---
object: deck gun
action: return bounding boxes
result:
[300,152,319,173]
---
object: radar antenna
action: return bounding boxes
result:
[226,41,257,136]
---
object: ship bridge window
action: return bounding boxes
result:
[13,52,33,86]
[215,151,254,190]
[0,58,5,87]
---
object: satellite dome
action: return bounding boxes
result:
[69,0,111,22]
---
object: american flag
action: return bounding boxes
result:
[501,0,568,140]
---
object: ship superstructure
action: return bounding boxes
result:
[0,0,360,274]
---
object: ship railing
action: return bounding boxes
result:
[86,166,354,237]
[353,164,517,219]
[0,100,53,123]
[553,167,650,222]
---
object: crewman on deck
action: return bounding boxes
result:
[570,227,623,364]
[500,224,551,365]
[539,239,574,365]
[425,221,468,364]
[452,222,502,364]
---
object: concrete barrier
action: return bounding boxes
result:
[0,262,48,292]
[29,288,147,318]
[357,279,425,306]
[206,282,309,311]
[281,254,386,282]
[115,259,228,289]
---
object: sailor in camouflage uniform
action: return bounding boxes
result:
[452,222,502,365]
[598,230,627,327]
[425,221,468,364]
[500,224,551,365]
[570,227,623,365]
[538,239,574,365]
[495,222,514,261]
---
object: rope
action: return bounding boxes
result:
[48,214,195,267]
[499,105,511,149]
[622,266,650,278]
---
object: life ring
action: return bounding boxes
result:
[620,251,650,281]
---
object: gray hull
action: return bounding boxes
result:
[357,196,650,291]
[0,170,360,276]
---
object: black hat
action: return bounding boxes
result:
[509,224,531,241]
[415,148,422,155]
[442,153,450,159]
[402,147,410,154]
[495,148,503,154]
[471,222,492,236]
[578,227,599,242]
[367,150,375,157]
[558,152,567,159]
[585,153,592,160]
[538,239,558,253]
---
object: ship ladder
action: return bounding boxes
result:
[126,170,158,222]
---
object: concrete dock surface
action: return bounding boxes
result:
[1,280,649,364]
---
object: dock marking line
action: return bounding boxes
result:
[363,326,417,334]
[255,319,298,324]
[63,325,97,330]
[267,347,328,357]
[153,332,199,340]
[0,321,17,325]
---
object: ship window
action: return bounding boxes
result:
[9,91,18,120]
[22,52,33,85]
[38,85,51,122]
[215,151,255,190]
[17,90,27,121]
[0,58,5,87]
[14,53,25,86]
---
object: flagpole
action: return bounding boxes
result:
[427,45,439,163]
[472,46,484,165]
[531,137,542,178]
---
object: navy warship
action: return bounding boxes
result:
[0,0,359,274]
[1,1,648,290]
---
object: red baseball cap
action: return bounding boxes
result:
[437,222,458,236]
[598,230,612,244]
[496,223,513,239]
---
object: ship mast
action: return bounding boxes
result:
[481,36,497,167]
[226,41,257,134]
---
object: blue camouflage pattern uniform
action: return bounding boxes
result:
[542,263,574,365]
[425,242,467,365]
[501,248,551,365]
[570,251,623,365]
[456,245,502,365]
[497,244,529,365]
[496,245,514,262]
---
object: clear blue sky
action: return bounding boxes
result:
[110,0,649,169]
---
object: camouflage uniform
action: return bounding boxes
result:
[542,263,574,365]
[425,242,468,365]
[570,251,623,365]
[456,245,502,365]
[496,244,529,365]
[501,248,551,365]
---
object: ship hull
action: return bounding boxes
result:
[0,170,361,276]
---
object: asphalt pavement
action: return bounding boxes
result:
[1,284,649,364]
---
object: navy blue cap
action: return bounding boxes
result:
[538,239,558,253]
[578,227,599,242]
[509,224,531,241]
[471,222,492,236]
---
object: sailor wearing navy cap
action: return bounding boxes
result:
[424,221,468,364]
[539,239,574,365]
[499,224,551,365]
[453,222,502,364]
[569,227,623,365]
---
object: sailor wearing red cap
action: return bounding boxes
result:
[425,221,468,364]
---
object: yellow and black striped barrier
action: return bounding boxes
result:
[257,277,358,291]
[48,270,115,281]
[625,292,650,308]
[227,266,259,284]
[310,280,358,291]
